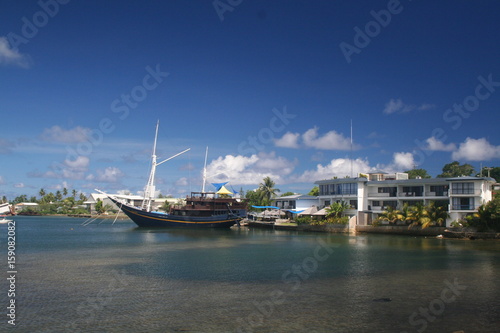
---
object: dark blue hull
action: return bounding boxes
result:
[112,198,240,228]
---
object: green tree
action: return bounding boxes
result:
[39,188,46,198]
[325,201,350,218]
[405,168,431,179]
[63,187,68,197]
[95,198,104,214]
[406,203,431,229]
[437,161,475,178]
[477,166,500,182]
[160,200,171,212]
[308,186,319,196]
[280,192,295,197]
[79,193,87,204]
[1,196,7,203]
[376,206,404,224]
[469,193,500,231]
[258,176,279,206]
[72,189,77,198]
[425,201,449,227]
[55,190,63,202]
[245,190,263,209]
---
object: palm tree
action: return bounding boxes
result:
[258,176,279,206]
[326,201,350,218]
[39,188,46,201]
[376,206,404,224]
[407,203,432,229]
[426,201,449,227]
[72,189,77,198]
[63,187,68,197]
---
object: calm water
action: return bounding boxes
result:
[1,216,499,332]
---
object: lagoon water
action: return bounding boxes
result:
[1,216,499,332]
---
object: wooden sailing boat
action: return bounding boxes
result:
[100,121,247,228]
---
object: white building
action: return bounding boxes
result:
[315,171,496,227]
[272,194,319,213]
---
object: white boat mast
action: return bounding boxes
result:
[201,146,208,193]
[141,121,190,211]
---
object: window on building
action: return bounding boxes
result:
[451,182,474,194]
[452,197,474,210]
[378,187,397,196]
[402,186,423,196]
[430,185,448,196]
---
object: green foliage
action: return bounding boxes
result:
[95,198,105,214]
[280,192,295,197]
[308,186,319,196]
[258,176,279,206]
[477,166,500,182]
[376,202,449,229]
[295,216,313,225]
[325,201,350,218]
[467,193,500,231]
[405,168,431,179]
[437,161,475,178]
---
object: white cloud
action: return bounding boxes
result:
[175,177,188,186]
[14,183,25,188]
[274,132,300,148]
[392,152,415,170]
[40,125,90,144]
[425,137,456,152]
[0,37,31,68]
[452,137,500,161]
[275,127,357,151]
[206,152,296,185]
[292,158,373,183]
[383,98,435,115]
[92,167,125,183]
[0,176,4,185]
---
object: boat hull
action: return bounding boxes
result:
[111,198,240,228]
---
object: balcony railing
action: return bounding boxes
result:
[450,205,480,211]
[425,191,448,197]
[449,189,481,195]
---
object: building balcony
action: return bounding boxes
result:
[367,192,392,197]
[449,205,480,211]
[449,189,481,196]
[424,191,448,197]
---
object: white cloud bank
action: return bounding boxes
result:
[383,98,435,115]
[202,150,416,187]
[452,137,500,161]
[275,127,358,150]
[40,125,91,144]
[425,137,457,152]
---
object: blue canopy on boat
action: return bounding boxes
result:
[211,182,228,191]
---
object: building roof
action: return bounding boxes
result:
[315,177,366,185]
[445,176,496,182]
[273,194,317,200]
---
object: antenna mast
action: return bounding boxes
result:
[350,119,353,178]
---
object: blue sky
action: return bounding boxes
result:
[1,0,500,199]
